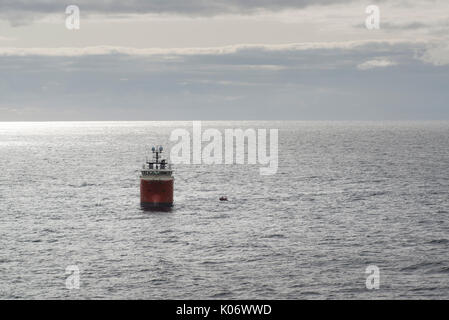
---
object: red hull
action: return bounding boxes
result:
[140,179,174,207]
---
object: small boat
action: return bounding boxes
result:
[219,196,228,201]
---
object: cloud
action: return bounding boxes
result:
[381,22,430,30]
[0,0,354,27]
[2,38,449,121]
[0,40,427,57]
[0,0,351,16]
[0,1,448,121]
[0,0,356,25]
[419,42,449,66]
[357,58,397,70]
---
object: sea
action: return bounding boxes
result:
[0,121,448,299]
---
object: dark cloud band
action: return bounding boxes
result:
[0,0,352,16]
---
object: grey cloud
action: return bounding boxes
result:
[352,21,432,32]
[0,0,354,25]
[0,0,353,15]
[1,40,448,121]
[382,22,429,30]
[0,40,427,71]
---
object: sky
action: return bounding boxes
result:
[0,0,448,120]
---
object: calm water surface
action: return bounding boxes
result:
[1,121,449,299]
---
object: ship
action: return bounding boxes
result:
[140,145,174,209]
